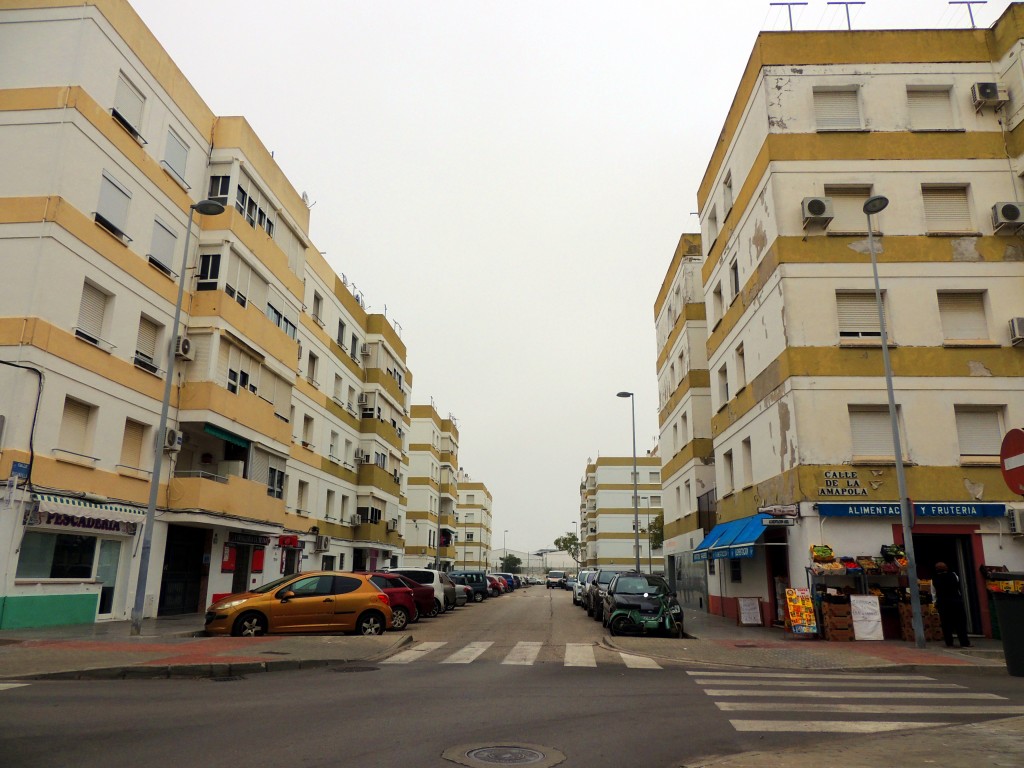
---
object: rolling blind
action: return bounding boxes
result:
[938,292,987,340]
[908,89,952,130]
[923,187,971,231]
[164,129,188,179]
[136,317,158,359]
[77,283,106,338]
[849,407,895,456]
[250,447,271,485]
[59,399,90,454]
[824,187,873,232]
[955,409,1002,455]
[120,420,145,467]
[114,73,144,130]
[98,175,130,230]
[150,219,176,269]
[836,293,881,337]
[814,90,860,129]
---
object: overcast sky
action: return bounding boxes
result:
[130,0,1013,555]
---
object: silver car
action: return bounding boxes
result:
[573,570,595,606]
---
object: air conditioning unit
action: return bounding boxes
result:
[392,471,400,483]
[1009,509,1024,535]
[972,81,1009,110]
[164,427,182,452]
[993,202,1024,234]
[360,344,370,356]
[174,335,194,361]
[801,197,834,228]
[354,451,367,464]
[314,535,331,552]
[386,521,398,532]
[349,514,360,525]
[1010,317,1024,347]
[357,394,368,406]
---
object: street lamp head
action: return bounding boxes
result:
[191,199,226,216]
[862,195,889,215]
[616,391,633,398]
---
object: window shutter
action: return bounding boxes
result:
[250,447,271,485]
[814,90,860,129]
[836,293,881,337]
[824,187,872,232]
[164,129,188,179]
[938,293,988,340]
[271,373,291,417]
[850,407,895,456]
[150,220,177,269]
[136,317,158,360]
[98,175,131,231]
[923,187,971,231]
[956,409,1001,455]
[908,89,952,129]
[59,399,90,453]
[77,283,107,338]
[114,73,144,130]
[216,340,230,385]
[120,420,145,467]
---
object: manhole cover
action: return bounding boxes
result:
[331,665,379,673]
[443,743,565,768]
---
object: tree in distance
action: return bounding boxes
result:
[553,531,585,565]
[500,553,522,573]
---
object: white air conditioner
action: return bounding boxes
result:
[1009,317,1024,347]
[802,196,834,228]
[314,534,331,552]
[164,427,181,452]
[972,81,1009,110]
[354,451,366,464]
[360,344,370,356]
[992,202,1023,234]
[349,514,360,525]
[174,335,194,361]
[1008,509,1024,535]
[386,521,397,532]
[357,394,368,406]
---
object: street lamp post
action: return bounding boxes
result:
[503,529,508,571]
[863,195,926,650]
[130,199,225,636]
[616,391,641,572]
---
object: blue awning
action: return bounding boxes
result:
[693,513,772,562]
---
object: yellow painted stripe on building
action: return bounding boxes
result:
[656,303,708,369]
[654,234,703,315]
[593,456,661,468]
[660,438,715,479]
[658,369,711,424]
[664,516,701,539]
[190,291,297,371]
[179,381,291,445]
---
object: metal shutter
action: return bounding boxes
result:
[849,407,895,456]
[59,398,90,454]
[150,219,177,269]
[216,339,230,385]
[272,373,292,417]
[98,174,131,231]
[938,293,988,340]
[114,73,144,130]
[836,293,881,336]
[814,90,860,129]
[77,283,107,338]
[956,409,1002,455]
[923,187,972,231]
[190,333,212,380]
[120,419,145,467]
[164,129,188,179]
[250,447,271,485]
[824,187,872,231]
[136,317,158,360]
[908,89,952,130]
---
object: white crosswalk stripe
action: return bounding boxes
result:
[692,670,1015,733]
[381,641,663,669]
[441,641,493,664]
[564,643,596,667]
[0,683,28,692]
[382,641,447,664]
[620,653,662,669]
[502,641,543,665]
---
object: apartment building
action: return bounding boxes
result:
[404,405,459,570]
[455,473,492,570]
[580,457,663,571]
[654,234,716,609]
[0,0,407,629]
[691,8,1024,632]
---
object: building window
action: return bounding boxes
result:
[717,364,729,406]
[329,431,339,459]
[96,172,132,241]
[938,292,988,342]
[723,171,734,214]
[708,558,715,576]
[235,171,275,236]
[134,316,160,373]
[729,260,740,301]
[681,411,689,443]
[813,88,861,130]
[722,450,734,495]
[326,489,336,520]
[119,419,146,469]
[148,219,177,276]
[297,480,309,514]
[907,87,953,131]
[16,531,98,579]
[730,558,742,583]
[648,472,661,483]
[712,282,724,326]
[923,185,972,233]
[735,344,746,390]
[268,466,285,499]
[312,292,324,324]
[836,292,883,341]
[208,175,230,205]
[59,397,93,455]
[75,281,109,346]
[337,320,347,349]
[707,206,719,245]
[197,252,220,291]
[467,533,475,542]
[823,185,873,232]
[163,128,189,183]
[302,415,314,446]
[955,406,1003,458]
[741,438,752,487]
[849,405,901,458]
[112,72,145,139]
[306,353,318,386]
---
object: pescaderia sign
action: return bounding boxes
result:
[818,502,1006,518]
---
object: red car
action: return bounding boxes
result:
[486,575,504,597]
[360,572,418,630]
[391,572,440,618]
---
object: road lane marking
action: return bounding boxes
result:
[0,684,28,691]
[441,642,493,664]
[693,680,964,689]
[687,671,935,681]
[564,644,596,667]
[730,720,948,733]
[704,689,1005,699]
[502,642,543,665]
[382,641,447,664]
[620,653,661,669]
[716,702,1024,714]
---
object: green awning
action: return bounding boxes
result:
[204,423,250,448]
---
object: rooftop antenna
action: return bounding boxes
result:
[769,2,808,31]
[950,1,986,28]
[827,1,865,30]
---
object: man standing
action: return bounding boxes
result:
[932,562,972,648]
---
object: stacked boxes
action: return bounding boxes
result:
[899,603,943,642]
[822,602,854,641]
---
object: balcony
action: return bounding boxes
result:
[353,521,404,548]
[168,473,286,524]
[178,382,291,445]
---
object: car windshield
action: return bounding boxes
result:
[614,576,665,595]
[549,571,565,578]
[248,575,302,594]
[596,571,619,586]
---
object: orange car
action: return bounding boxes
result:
[204,571,393,637]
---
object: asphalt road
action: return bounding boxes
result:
[2,586,1022,768]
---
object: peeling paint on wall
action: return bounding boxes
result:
[778,401,792,474]
[968,361,993,377]
[964,478,985,500]
[847,238,877,256]
[952,237,982,262]
[752,219,768,257]
[1004,244,1024,261]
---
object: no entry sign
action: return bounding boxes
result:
[1000,428,1024,496]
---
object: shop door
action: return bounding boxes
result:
[912,533,980,634]
[765,531,790,626]
[231,545,252,594]
[159,525,208,615]
[96,540,122,617]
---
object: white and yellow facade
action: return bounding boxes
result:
[693,9,1024,632]
[0,0,407,629]
[403,405,459,570]
[455,474,492,570]
[580,457,663,571]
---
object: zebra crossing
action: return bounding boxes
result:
[689,670,1024,733]
[382,640,662,669]
[0,683,28,693]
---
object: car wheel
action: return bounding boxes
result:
[473,591,484,603]
[231,612,268,637]
[444,598,454,612]
[609,614,630,636]
[433,598,444,616]
[391,606,409,631]
[425,601,440,618]
[356,611,386,636]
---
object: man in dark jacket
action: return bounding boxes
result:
[933,562,972,648]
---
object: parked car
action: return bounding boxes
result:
[392,573,438,618]
[485,575,503,597]
[205,571,392,637]
[451,579,471,606]
[359,572,418,630]
[390,568,458,614]
[573,570,595,606]
[585,567,629,623]
[450,571,489,602]
[601,571,683,636]
[546,570,567,589]
[494,573,517,591]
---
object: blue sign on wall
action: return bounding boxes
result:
[818,502,1006,518]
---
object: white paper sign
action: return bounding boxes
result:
[850,595,883,641]
[737,597,763,626]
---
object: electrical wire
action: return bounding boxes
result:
[0,360,43,494]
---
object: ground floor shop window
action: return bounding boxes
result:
[17,532,96,579]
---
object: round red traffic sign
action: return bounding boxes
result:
[1000,428,1024,495]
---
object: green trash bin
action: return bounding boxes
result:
[990,574,1024,677]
